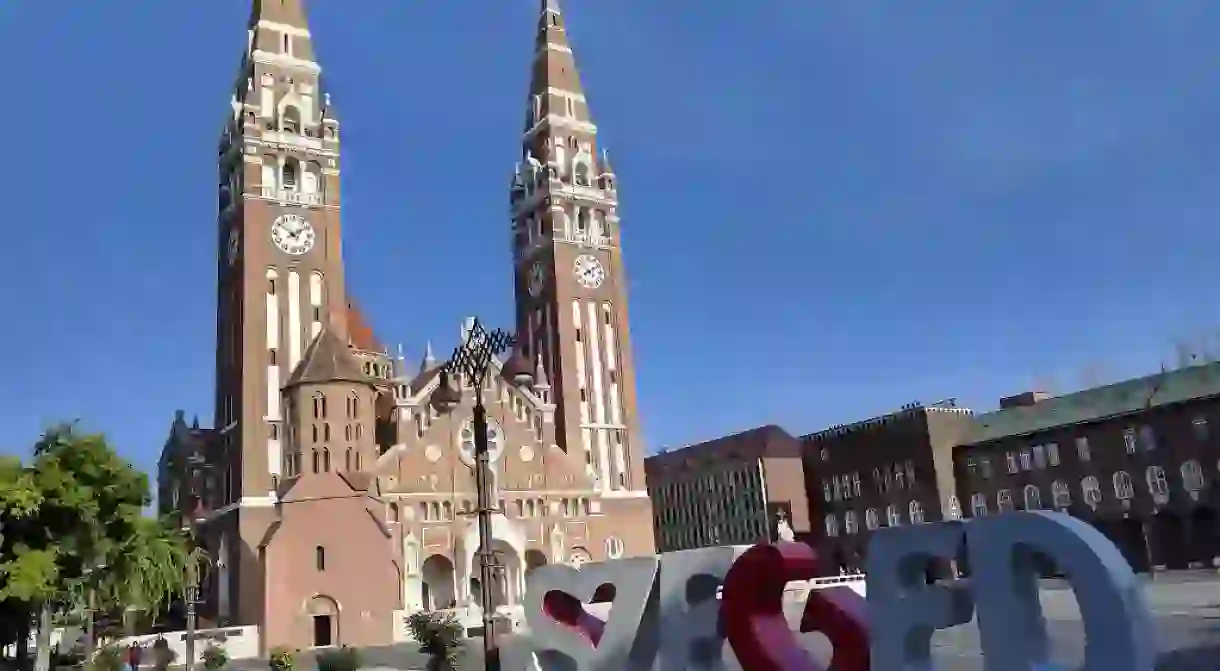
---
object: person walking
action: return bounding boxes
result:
[127,641,143,671]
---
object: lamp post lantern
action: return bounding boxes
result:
[428,318,533,671]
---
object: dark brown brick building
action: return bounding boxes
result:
[802,401,973,574]
[646,425,810,552]
[158,411,218,528]
[954,364,1220,573]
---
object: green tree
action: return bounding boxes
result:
[0,424,200,671]
[0,455,41,654]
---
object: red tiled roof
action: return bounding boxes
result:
[346,298,383,353]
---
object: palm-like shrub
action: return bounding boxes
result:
[201,643,230,670]
[268,645,297,671]
[404,611,464,671]
[87,643,124,671]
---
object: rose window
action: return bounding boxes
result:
[457,418,505,466]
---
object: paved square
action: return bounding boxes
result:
[228,573,1220,669]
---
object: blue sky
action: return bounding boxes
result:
[2,1,1220,477]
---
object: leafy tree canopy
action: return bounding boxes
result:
[0,423,199,619]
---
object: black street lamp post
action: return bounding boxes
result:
[184,556,200,671]
[182,458,213,671]
[428,318,533,671]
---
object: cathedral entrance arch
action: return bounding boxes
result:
[461,514,525,608]
[306,595,339,647]
[470,540,521,608]
[421,555,456,611]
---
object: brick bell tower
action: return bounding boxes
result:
[213,0,346,625]
[509,0,654,552]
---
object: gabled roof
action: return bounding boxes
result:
[285,326,369,388]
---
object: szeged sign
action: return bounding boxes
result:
[499,512,1157,671]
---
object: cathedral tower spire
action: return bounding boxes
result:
[250,0,310,28]
[509,0,645,508]
[211,0,349,625]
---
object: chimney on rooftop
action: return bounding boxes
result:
[999,391,1051,410]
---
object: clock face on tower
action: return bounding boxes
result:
[528,262,546,297]
[271,213,315,256]
[573,254,605,289]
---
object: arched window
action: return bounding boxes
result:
[885,504,902,527]
[282,106,301,134]
[344,448,352,471]
[311,450,320,474]
[283,160,298,189]
[844,511,858,534]
[970,493,987,517]
[312,393,326,419]
[997,489,1014,512]
[1182,460,1206,492]
[315,546,326,571]
[864,508,880,530]
[322,448,331,472]
[574,162,590,186]
[1051,480,1071,508]
[1113,470,1134,499]
[1081,476,1103,506]
[389,503,399,522]
[354,452,362,471]
[909,500,924,524]
[945,495,961,520]
[419,502,429,521]
[824,514,838,537]
[1145,466,1169,501]
[1023,484,1042,510]
[430,502,441,521]
[348,393,359,418]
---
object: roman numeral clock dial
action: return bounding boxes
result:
[573,254,605,289]
[271,213,316,256]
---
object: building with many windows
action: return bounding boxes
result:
[954,364,1220,572]
[802,401,973,574]
[645,425,809,552]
